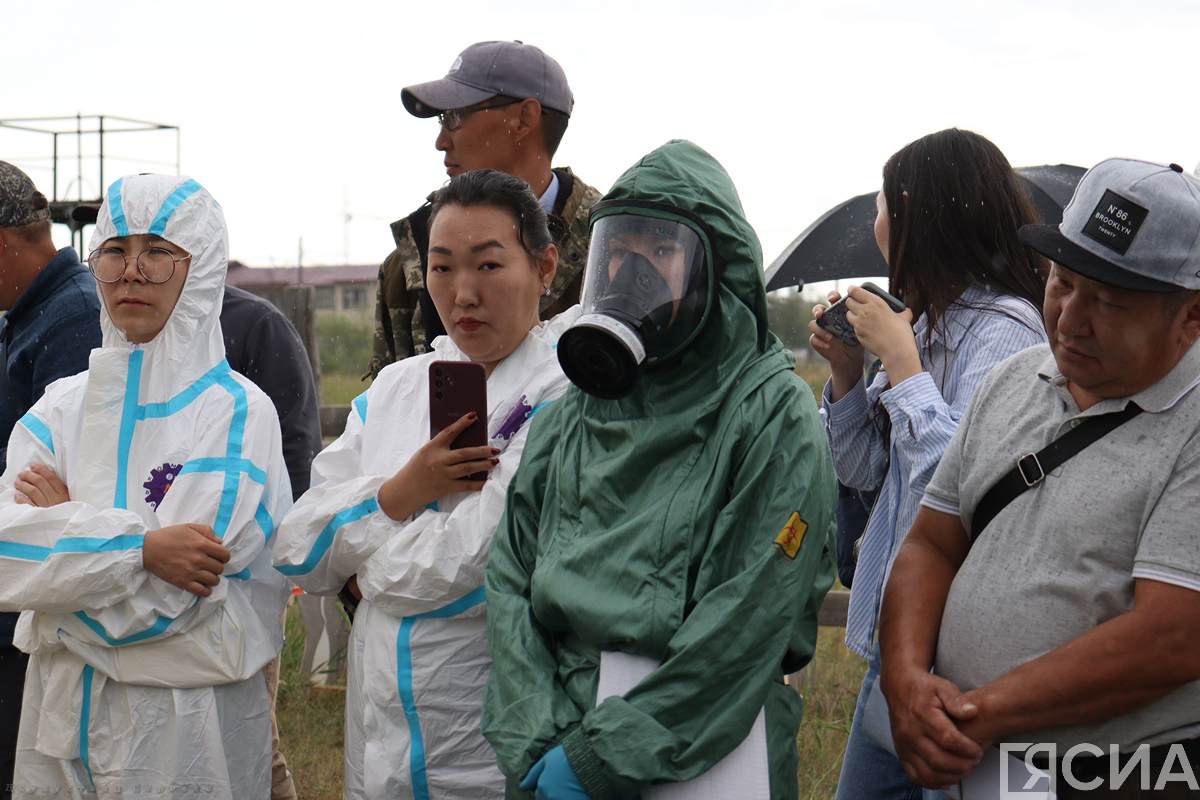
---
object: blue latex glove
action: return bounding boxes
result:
[519,745,591,799]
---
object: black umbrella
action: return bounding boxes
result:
[764,164,1086,292]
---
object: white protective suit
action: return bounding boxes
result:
[273,310,575,800]
[0,175,291,799]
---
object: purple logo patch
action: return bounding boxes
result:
[143,463,183,511]
[494,395,533,441]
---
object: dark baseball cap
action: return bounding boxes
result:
[1020,158,1200,292]
[401,40,574,118]
[0,161,50,229]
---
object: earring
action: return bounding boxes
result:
[543,285,551,297]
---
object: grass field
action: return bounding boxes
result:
[277,603,346,800]
[276,599,865,800]
[795,359,830,401]
[796,627,868,798]
[319,373,369,407]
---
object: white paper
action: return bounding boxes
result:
[596,650,771,800]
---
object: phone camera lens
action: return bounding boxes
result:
[435,391,444,400]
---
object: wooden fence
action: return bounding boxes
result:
[318,405,851,628]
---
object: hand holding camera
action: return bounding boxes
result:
[810,282,919,396]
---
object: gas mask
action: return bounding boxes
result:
[558,208,714,398]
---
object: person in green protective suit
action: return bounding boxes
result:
[482,139,838,800]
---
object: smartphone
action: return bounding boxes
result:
[817,282,906,347]
[429,361,488,479]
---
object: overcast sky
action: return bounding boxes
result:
[4,0,1198,277]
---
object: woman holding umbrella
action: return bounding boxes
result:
[808,128,1048,799]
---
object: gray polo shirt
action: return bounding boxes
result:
[922,342,1200,751]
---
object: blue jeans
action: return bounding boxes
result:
[836,654,933,800]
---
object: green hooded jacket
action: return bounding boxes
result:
[482,140,836,800]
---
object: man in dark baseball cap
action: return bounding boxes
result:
[401,40,574,119]
[366,40,601,379]
[0,161,100,800]
[879,158,1200,795]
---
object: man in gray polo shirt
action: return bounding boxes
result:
[877,159,1200,797]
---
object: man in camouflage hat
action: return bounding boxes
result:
[0,161,100,800]
[366,40,601,378]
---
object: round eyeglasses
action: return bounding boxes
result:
[437,96,521,132]
[87,246,192,284]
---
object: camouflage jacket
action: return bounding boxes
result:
[366,167,601,378]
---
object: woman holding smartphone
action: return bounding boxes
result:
[273,170,573,799]
[808,128,1049,800]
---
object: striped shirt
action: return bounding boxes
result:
[820,285,1046,659]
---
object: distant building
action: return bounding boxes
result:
[226,261,376,320]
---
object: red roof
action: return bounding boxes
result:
[226,261,377,288]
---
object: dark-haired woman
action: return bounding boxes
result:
[808,129,1048,800]
[274,170,575,799]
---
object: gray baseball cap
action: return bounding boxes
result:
[402,40,574,118]
[1020,158,1200,292]
[0,161,50,229]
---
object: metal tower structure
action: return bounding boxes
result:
[0,114,180,252]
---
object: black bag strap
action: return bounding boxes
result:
[970,403,1143,540]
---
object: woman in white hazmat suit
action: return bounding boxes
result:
[0,174,291,799]
[273,170,573,799]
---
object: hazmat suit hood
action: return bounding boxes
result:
[89,174,227,398]
[576,139,782,416]
[71,175,233,522]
